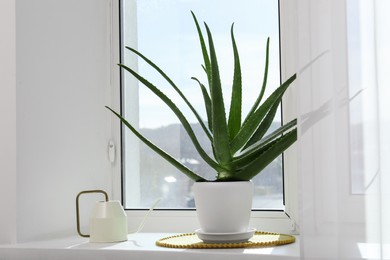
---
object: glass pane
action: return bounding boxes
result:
[121,0,282,209]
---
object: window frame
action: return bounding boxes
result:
[110,0,299,234]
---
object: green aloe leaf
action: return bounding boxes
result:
[125,46,212,142]
[191,76,219,161]
[205,23,232,173]
[237,118,297,159]
[105,106,206,182]
[191,77,212,132]
[227,23,242,140]
[243,37,270,125]
[233,134,282,170]
[230,73,296,154]
[113,12,298,182]
[191,11,211,86]
[118,63,224,172]
[243,95,281,150]
[234,128,297,181]
[233,119,297,166]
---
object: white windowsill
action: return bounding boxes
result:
[0,233,300,260]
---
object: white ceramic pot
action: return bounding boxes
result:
[193,181,254,233]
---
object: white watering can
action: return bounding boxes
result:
[76,190,128,243]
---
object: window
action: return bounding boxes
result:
[120,0,286,211]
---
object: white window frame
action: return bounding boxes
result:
[109,0,300,234]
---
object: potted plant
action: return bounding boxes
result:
[106,12,297,238]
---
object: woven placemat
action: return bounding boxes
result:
[156,231,295,249]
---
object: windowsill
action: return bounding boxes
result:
[0,233,300,260]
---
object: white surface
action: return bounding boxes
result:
[0,233,300,260]
[15,0,115,242]
[376,0,390,250]
[0,0,118,243]
[0,0,17,245]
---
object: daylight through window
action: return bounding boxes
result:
[121,0,282,210]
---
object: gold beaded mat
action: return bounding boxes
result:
[156,231,295,249]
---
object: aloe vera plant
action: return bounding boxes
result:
[106,12,297,182]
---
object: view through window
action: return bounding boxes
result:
[121,0,283,210]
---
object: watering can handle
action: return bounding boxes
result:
[76,190,109,238]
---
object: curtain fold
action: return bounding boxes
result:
[376,0,390,258]
[296,0,389,259]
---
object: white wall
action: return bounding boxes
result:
[0,0,118,243]
[0,0,17,245]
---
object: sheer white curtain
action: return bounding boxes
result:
[295,0,390,259]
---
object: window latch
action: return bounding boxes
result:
[108,140,116,163]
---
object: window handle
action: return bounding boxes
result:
[108,140,115,163]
